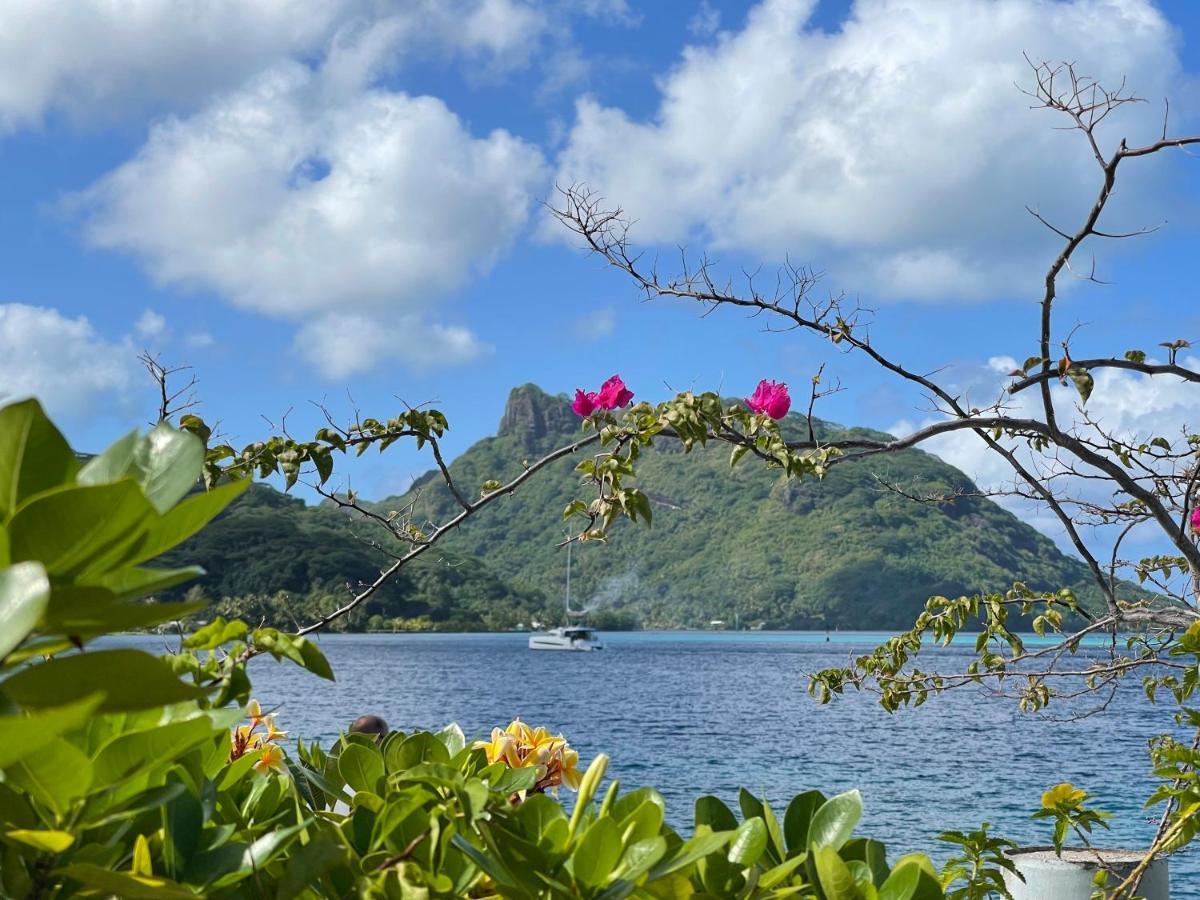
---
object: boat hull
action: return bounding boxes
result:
[528,635,604,651]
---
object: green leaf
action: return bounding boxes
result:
[297,637,335,681]
[695,795,738,832]
[277,834,345,900]
[0,561,49,661]
[161,773,203,881]
[208,820,310,889]
[812,845,861,900]
[8,740,92,816]
[1067,367,1094,405]
[57,864,198,899]
[611,836,667,883]
[79,423,204,514]
[44,594,204,638]
[124,479,249,566]
[92,717,219,785]
[386,731,450,772]
[2,649,207,711]
[877,860,921,900]
[436,722,466,756]
[184,617,248,650]
[808,789,863,851]
[339,743,385,794]
[4,829,75,853]
[8,481,155,578]
[573,817,623,889]
[87,565,205,602]
[0,399,78,520]
[648,830,735,880]
[758,853,809,890]
[0,694,103,767]
[727,816,767,867]
[784,789,826,853]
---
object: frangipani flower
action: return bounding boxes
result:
[229,702,289,777]
[263,715,289,742]
[254,743,287,775]
[746,380,791,419]
[473,718,582,793]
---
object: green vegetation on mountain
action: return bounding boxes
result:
[156,483,558,631]
[363,384,1111,629]
[162,383,1116,630]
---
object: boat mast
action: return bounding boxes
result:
[565,541,571,614]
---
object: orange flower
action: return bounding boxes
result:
[473,719,582,793]
[254,743,287,775]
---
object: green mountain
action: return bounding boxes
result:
[364,384,1108,630]
[156,483,557,631]
[163,383,1114,631]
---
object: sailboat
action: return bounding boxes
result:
[528,542,604,651]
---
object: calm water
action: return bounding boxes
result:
[132,631,1197,889]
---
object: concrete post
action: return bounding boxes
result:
[1003,847,1168,900]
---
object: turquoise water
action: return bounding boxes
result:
[135,631,1197,888]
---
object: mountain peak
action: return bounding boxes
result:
[497,384,576,446]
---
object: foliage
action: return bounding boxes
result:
[155,483,555,632]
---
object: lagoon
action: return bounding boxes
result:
[133,630,1197,889]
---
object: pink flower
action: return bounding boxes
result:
[572,389,599,417]
[595,375,634,410]
[746,380,791,420]
[1191,508,1200,532]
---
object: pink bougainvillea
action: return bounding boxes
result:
[746,380,791,420]
[595,375,634,409]
[573,375,634,416]
[572,389,599,417]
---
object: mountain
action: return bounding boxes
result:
[156,483,558,631]
[361,384,1110,630]
[161,383,1115,631]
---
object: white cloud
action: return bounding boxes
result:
[0,0,549,130]
[555,0,1186,302]
[0,304,135,418]
[574,305,617,340]
[77,50,546,379]
[134,309,167,340]
[185,332,215,349]
[688,2,722,37]
[889,356,1200,547]
[293,314,490,379]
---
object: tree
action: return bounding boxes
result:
[547,59,1200,897]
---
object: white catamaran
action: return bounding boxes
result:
[528,542,604,651]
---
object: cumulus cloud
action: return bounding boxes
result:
[77,45,546,378]
[293,314,490,379]
[0,0,548,129]
[555,0,1186,302]
[134,309,167,340]
[0,304,135,419]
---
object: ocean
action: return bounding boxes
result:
[129,630,1198,891]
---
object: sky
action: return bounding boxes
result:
[3,0,1200,543]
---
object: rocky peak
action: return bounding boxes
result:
[497,384,577,446]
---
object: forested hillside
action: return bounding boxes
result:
[161,383,1122,630]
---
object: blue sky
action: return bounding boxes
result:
[3,0,1200,520]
